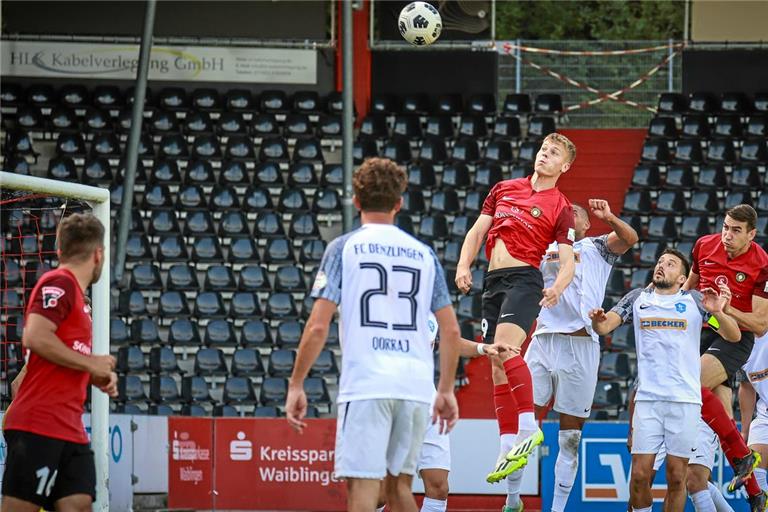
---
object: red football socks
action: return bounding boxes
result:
[503,356,535,414]
[494,384,519,435]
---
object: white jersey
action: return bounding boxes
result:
[612,288,709,405]
[742,332,768,416]
[311,223,452,405]
[535,235,617,342]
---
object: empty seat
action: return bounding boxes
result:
[275,266,306,292]
[534,94,563,113]
[458,115,487,139]
[712,116,742,139]
[647,216,678,240]
[641,140,671,162]
[317,114,342,138]
[184,211,215,237]
[252,113,280,136]
[310,349,339,378]
[746,116,768,139]
[451,138,481,163]
[225,89,254,111]
[353,137,379,163]
[424,116,454,140]
[382,138,412,164]
[130,263,163,290]
[117,346,145,374]
[593,381,623,408]
[158,290,191,317]
[260,90,288,113]
[158,133,189,159]
[419,215,449,240]
[435,94,462,115]
[192,88,221,111]
[441,163,471,189]
[191,236,224,263]
[225,135,256,160]
[231,348,265,377]
[689,191,719,214]
[457,294,482,319]
[195,292,227,319]
[598,352,630,380]
[217,111,247,135]
[680,215,710,240]
[238,266,271,293]
[622,190,652,215]
[293,90,320,114]
[194,348,228,376]
[679,114,709,139]
[474,162,503,189]
[118,290,147,317]
[118,375,147,403]
[260,377,288,406]
[430,190,461,214]
[725,191,752,210]
[259,136,290,161]
[15,106,43,131]
[158,87,188,110]
[266,293,299,319]
[720,92,751,113]
[517,141,539,162]
[401,190,426,214]
[47,157,78,181]
[126,233,154,261]
[210,186,240,211]
[253,406,280,418]
[605,268,626,296]
[484,140,514,164]
[502,94,532,115]
[360,115,389,139]
[418,138,448,164]
[688,92,717,114]
[56,132,86,158]
[192,134,222,159]
[450,215,478,240]
[149,210,180,236]
[110,318,130,347]
[631,165,661,188]
[227,291,260,319]
[528,116,556,139]
[313,188,341,213]
[665,165,694,189]
[674,140,703,163]
[167,318,201,346]
[293,138,324,162]
[50,107,78,131]
[741,139,768,162]
[731,165,762,189]
[221,211,252,238]
[639,241,667,266]
[1,82,23,107]
[696,164,727,189]
[149,346,180,374]
[288,162,318,188]
[213,405,239,417]
[304,377,331,408]
[647,116,677,139]
[223,377,257,404]
[268,349,296,377]
[467,93,496,115]
[706,139,737,163]
[241,319,273,347]
[242,186,274,213]
[150,375,181,403]
[629,268,652,289]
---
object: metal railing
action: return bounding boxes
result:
[498,40,683,128]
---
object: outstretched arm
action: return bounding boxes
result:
[589,199,638,255]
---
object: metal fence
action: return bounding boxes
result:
[498,40,683,128]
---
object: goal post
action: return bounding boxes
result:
[0,171,111,512]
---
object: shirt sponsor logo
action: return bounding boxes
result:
[72,340,91,355]
[675,302,687,313]
[715,275,729,287]
[42,286,65,309]
[230,431,253,461]
[748,368,768,383]
[736,272,746,283]
[640,317,688,330]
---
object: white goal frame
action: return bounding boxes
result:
[0,171,111,511]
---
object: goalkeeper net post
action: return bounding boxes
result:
[0,171,111,512]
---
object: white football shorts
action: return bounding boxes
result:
[747,406,768,447]
[653,418,718,471]
[633,400,700,459]
[334,398,429,479]
[417,417,451,472]
[526,333,600,418]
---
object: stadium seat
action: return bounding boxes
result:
[288,162,319,188]
[278,188,310,213]
[696,164,727,189]
[217,111,248,135]
[237,266,270,293]
[688,92,717,114]
[407,162,436,190]
[110,318,130,347]
[681,215,710,240]
[639,241,667,267]
[289,213,321,240]
[435,94,462,115]
[118,290,147,317]
[725,191,752,210]
[276,320,303,347]
[260,90,289,113]
[158,290,191,317]
[757,192,768,214]
[313,188,342,213]
[150,159,182,185]
[450,215,478,240]
[126,233,154,262]
[430,190,461,214]
[192,88,221,111]
[254,212,285,238]
[706,139,737,163]
[292,90,320,114]
[191,236,224,263]
[381,138,412,164]
[655,191,687,214]
[15,106,43,131]
[598,353,630,380]
[689,190,720,214]
[211,186,240,211]
[204,265,237,292]
[195,292,227,319]
[56,132,87,158]
[300,239,327,266]
[503,94,532,116]
[629,268,652,289]
[275,266,307,292]
[4,155,31,175]
[309,349,339,379]
[457,294,482,319]
[682,114,710,138]
[484,140,514,164]
[534,94,563,113]
[528,116,556,139]
[227,348,264,382]
[225,89,254,112]
[371,94,398,115]
[353,137,379,163]
[731,165,762,189]
[492,116,522,140]
[713,116,742,139]
[622,190,652,215]
[304,377,331,409]
[130,263,163,291]
[516,141,538,163]
[148,210,180,236]
[157,87,187,110]
[647,215,678,240]
[630,164,661,188]
[268,349,296,377]
[605,268,626,296]
[360,115,388,140]
[252,113,280,137]
[0,82,22,107]
[439,163,470,189]
[658,164,697,193]
[230,291,261,319]
[237,320,272,350]
[142,184,174,210]
[183,211,215,237]
[467,93,496,115]
[474,162,503,189]
[593,381,623,408]
[458,115,487,139]
[223,377,257,405]
[254,161,284,187]
[117,346,145,374]
[225,135,256,161]
[181,404,207,417]
[647,116,677,139]
[50,107,78,132]
[317,114,342,139]
[418,215,449,240]
[674,140,704,163]
[640,140,671,162]
[424,116,454,140]
[192,134,222,159]
[47,157,78,181]
[259,136,290,162]
[418,138,448,164]
[213,405,239,417]
[221,211,252,238]
[149,346,180,375]
[741,139,768,162]
[253,406,280,418]
[746,116,768,139]
[167,318,200,347]
[118,375,147,404]
[194,348,228,376]
[266,293,299,319]
[720,92,751,113]
[451,138,481,163]
[241,187,273,213]
[150,375,181,404]
[182,159,214,186]
[260,377,288,406]
[293,138,324,162]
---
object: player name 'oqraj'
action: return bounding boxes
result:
[372,336,410,353]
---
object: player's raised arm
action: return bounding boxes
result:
[590,288,641,335]
[455,214,493,294]
[725,291,768,338]
[589,199,639,255]
[698,285,742,342]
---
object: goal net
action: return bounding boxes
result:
[0,171,111,511]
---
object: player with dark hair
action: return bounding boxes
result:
[286,158,461,512]
[591,249,741,512]
[683,204,768,510]
[2,213,117,512]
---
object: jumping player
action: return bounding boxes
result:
[684,204,768,508]
[455,133,578,489]
[590,249,741,512]
[2,213,117,512]
[285,158,461,512]
[739,332,768,494]
[520,198,637,511]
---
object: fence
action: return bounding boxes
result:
[498,40,683,128]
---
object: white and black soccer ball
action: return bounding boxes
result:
[398,1,442,46]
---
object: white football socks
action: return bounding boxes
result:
[755,467,768,492]
[551,429,581,512]
[690,490,717,512]
[420,497,447,512]
[506,467,524,508]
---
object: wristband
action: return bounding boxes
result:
[476,343,486,355]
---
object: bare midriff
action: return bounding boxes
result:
[488,238,532,271]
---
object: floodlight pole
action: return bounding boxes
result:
[114,0,156,284]
[342,0,355,232]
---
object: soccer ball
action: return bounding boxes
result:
[398,1,442,46]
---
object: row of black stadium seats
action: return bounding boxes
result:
[369,93,562,116]
[657,91,768,115]
[619,213,768,242]
[10,107,344,140]
[647,114,768,140]
[631,163,766,190]
[359,113,555,141]
[113,402,315,418]
[641,138,768,164]
[1,84,346,116]
[623,189,768,216]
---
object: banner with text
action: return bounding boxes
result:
[168,417,214,510]
[1,41,317,84]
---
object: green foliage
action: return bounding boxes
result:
[495,1,684,40]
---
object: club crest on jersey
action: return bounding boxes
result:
[715,275,729,287]
[530,206,542,218]
[675,302,687,313]
[736,272,746,283]
[42,286,65,309]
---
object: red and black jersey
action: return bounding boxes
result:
[4,268,93,444]
[481,177,575,268]
[691,233,768,317]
